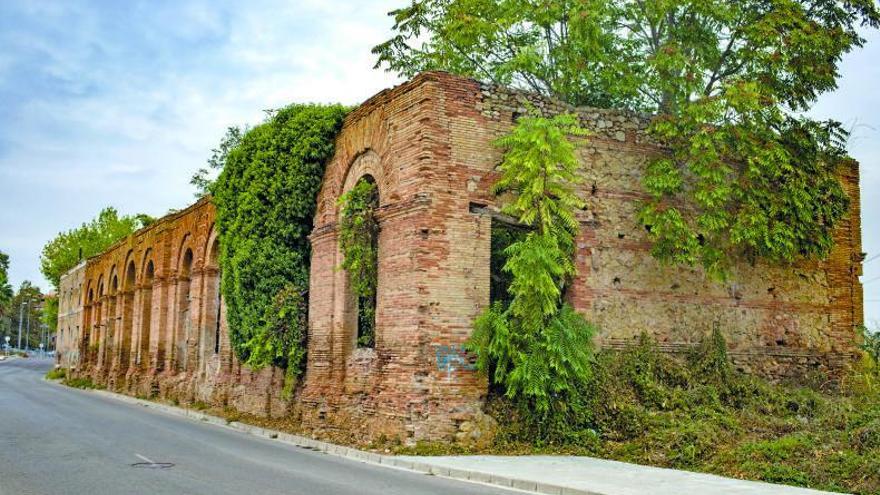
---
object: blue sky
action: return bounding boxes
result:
[1,1,878,327]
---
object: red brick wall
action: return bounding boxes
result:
[305,71,863,442]
[63,71,863,445]
[67,198,287,417]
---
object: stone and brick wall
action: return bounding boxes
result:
[63,198,288,417]
[56,262,85,369]
[61,71,864,445]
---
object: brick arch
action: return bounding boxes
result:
[116,253,138,376]
[122,251,137,289]
[108,265,119,293]
[315,104,400,227]
[172,234,196,372]
[340,150,385,203]
[139,248,154,282]
[175,233,196,275]
[199,224,223,374]
[203,225,219,269]
[137,250,156,371]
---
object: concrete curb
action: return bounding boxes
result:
[45,379,593,495]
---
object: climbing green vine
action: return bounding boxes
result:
[212,103,348,383]
[467,113,596,416]
[338,178,380,348]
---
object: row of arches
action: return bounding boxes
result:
[77,227,225,385]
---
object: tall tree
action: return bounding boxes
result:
[374,0,879,276]
[40,207,153,291]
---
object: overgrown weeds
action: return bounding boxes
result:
[400,329,880,494]
[45,367,66,380]
[62,376,103,390]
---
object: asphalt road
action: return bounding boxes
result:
[0,358,516,495]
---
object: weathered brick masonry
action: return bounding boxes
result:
[60,71,864,444]
[56,261,84,369]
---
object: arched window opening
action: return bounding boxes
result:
[176,248,194,371]
[94,279,104,367]
[84,287,94,364]
[139,260,154,369]
[199,237,221,375]
[106,274,118,370]
[210,239,221,355]
[119,261,136,372]
[339,175,379,349]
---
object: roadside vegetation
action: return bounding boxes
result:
[62,376,103,390]
[398,327,880,495]
[44,367,66,380]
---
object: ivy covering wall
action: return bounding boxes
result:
[212,103,347,380]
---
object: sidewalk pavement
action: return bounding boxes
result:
[49,381,841,495]
[397,455,840,495]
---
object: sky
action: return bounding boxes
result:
[0,1,878,327]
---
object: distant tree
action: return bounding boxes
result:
[0,251,12,317]
[9,281,43,350]
[375,0,879,277]
[40,207,153,290]
[0,251,13,336]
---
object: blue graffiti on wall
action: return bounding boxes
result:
[434,344,476,380]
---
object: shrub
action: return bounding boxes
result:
[45,367,66,380]
[63,377,100,389]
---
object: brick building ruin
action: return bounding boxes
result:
[57,72,864,443]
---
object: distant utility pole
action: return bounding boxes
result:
[25,299,32,351]
[17,301,24,350]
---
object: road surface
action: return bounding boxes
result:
[0,358,516,495]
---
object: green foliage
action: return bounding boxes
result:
[63,376,102,390]
[403,330,880,494]
[191,126,244,198]
[338,178,380,348]
[0,251,12,317]
[468,113,596,414]
[45,367,66,380]
[42,295,58,334]
[212,103,348,377]
[642,91,852,278]
[9,281,44,349]
[862,325,880,371]
[375,0,879,276]
[40,207,153,290]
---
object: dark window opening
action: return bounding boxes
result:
[214,292,221,354]
[489,220,528,307]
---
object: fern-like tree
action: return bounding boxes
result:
[468,114,596,414]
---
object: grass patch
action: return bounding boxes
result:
[393,332,880,495]
[62,376,103,390]
[45,368,66,380]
